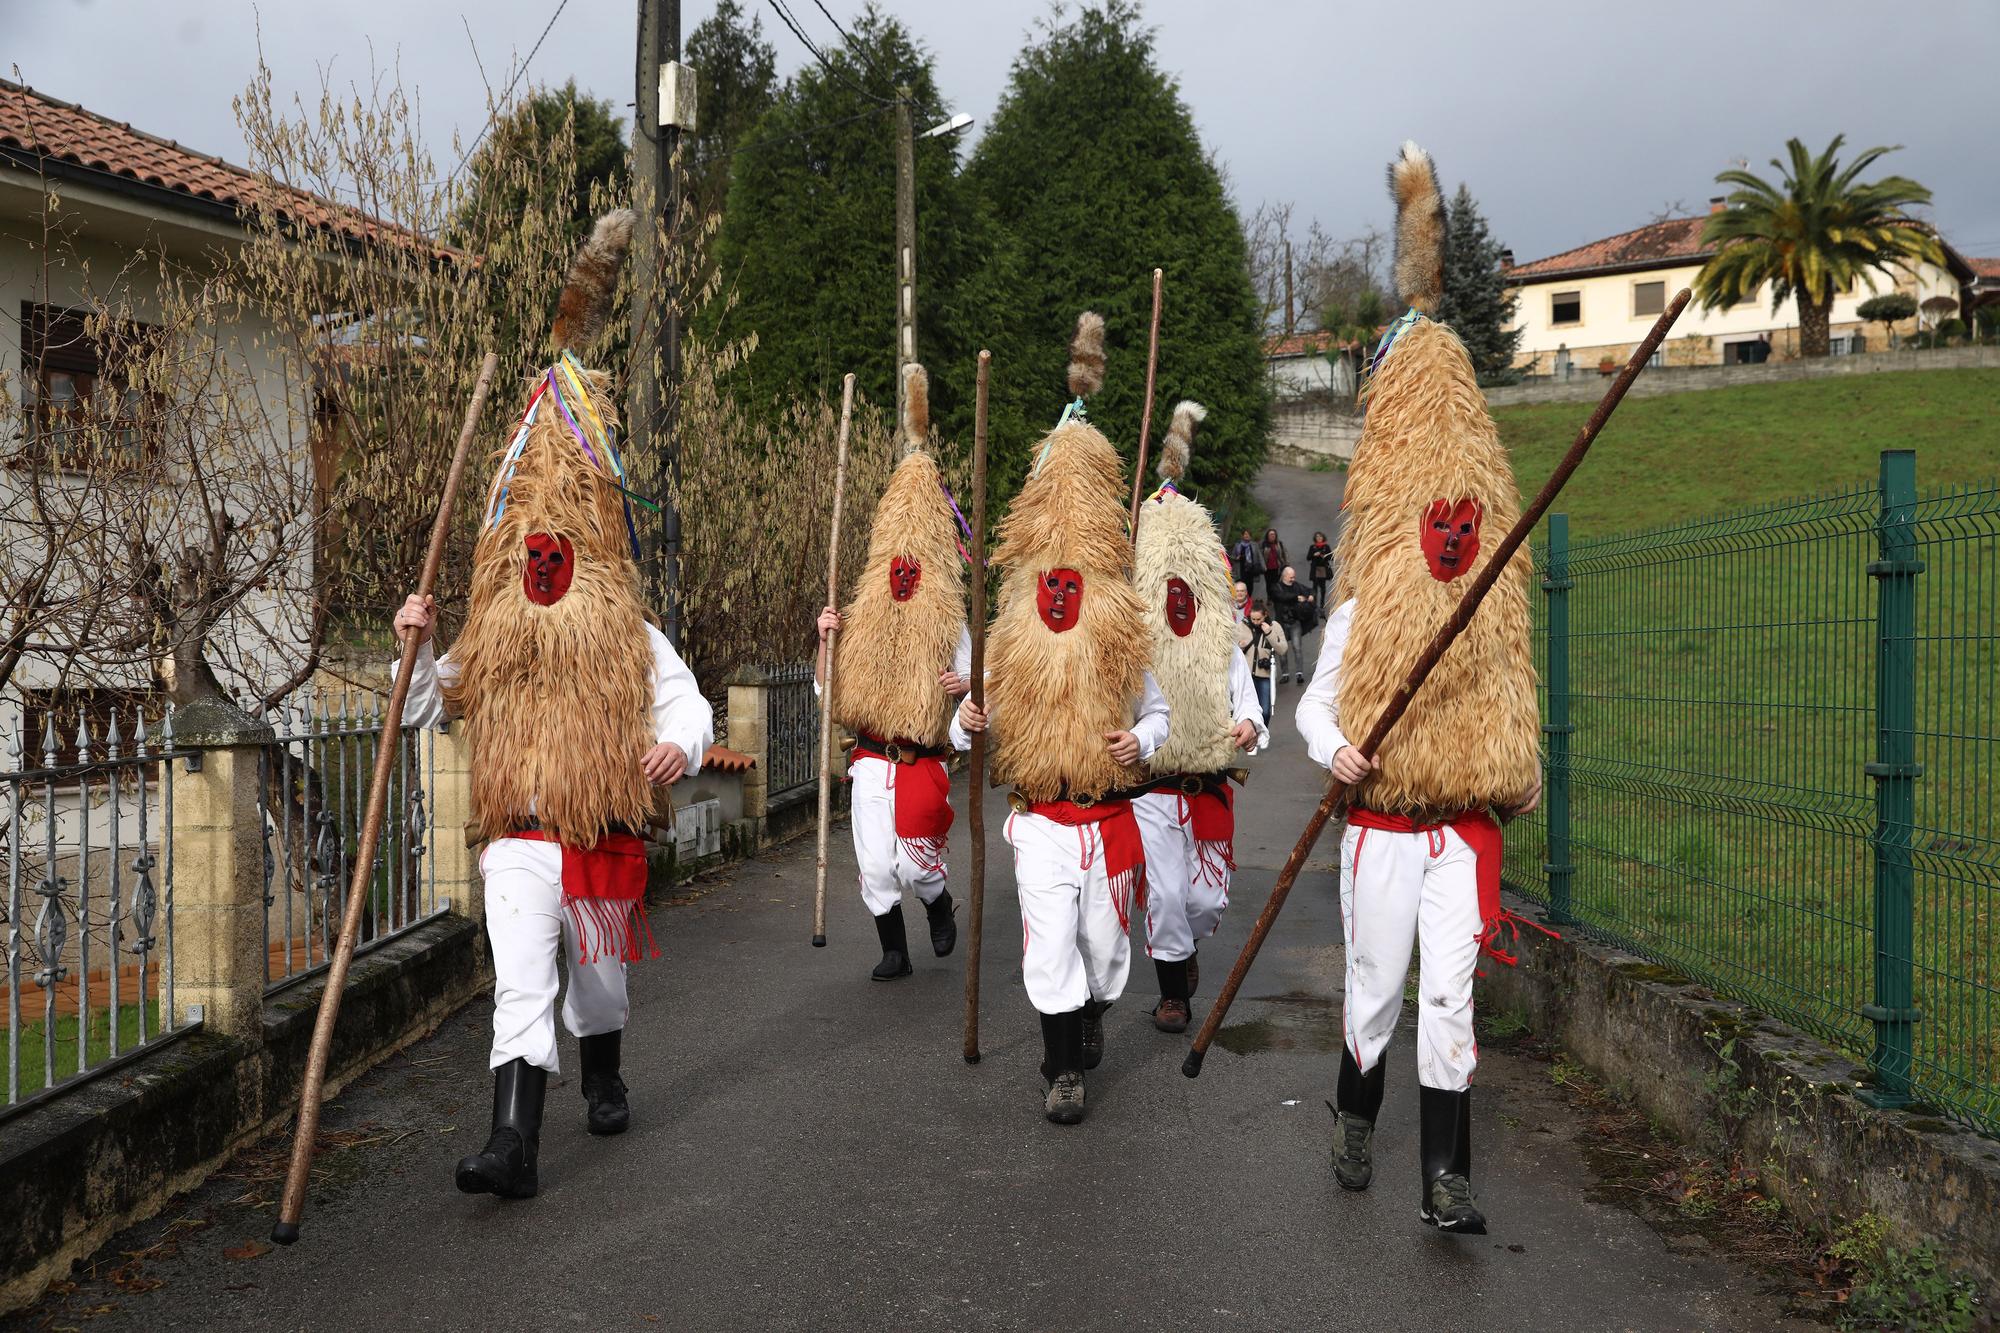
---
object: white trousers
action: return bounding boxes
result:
[1005,810,1133,1015]
[1134,790,1229,963]
[482,837,630,1073]
[849,755,949,917]
[1337,822,1483,1092]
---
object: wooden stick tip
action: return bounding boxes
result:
[270,1221,301,1245]
[963,1051,981,1065]
[1180,1047,1206,1078]
[811,934,827,948]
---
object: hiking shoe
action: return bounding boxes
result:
[1081,1001,1107,1069]
[1151,997,1190,1034]
[1045,1071,1086,1125]
[1420,1173,1487,1234]
[1332,1112,1374,1191]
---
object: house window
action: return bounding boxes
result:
[1633,281,1666,317]
[16,303,160,472]
[1550,291,1581,325]
[1725,283,1761,310]
[18,686,160,772]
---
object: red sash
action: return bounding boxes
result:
[1344,807,1557,966]
[1184,783,1235,889]
[509,830,657,964]
[852,749,955,874]
[1026,798,1147,929]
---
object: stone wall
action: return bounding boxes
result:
[1486,343,2000,409]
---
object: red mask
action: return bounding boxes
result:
[1164,577,1195,637]
[889,555,922,602]
[1420,499,1482,582]
[522,532,575,605]
[1037,567,1083,633]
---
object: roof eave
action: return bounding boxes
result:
[1505,252,1716,286]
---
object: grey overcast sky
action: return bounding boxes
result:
[10,0,2000,263]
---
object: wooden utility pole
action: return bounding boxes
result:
[633,0,685,645]
[1284,238,1295,338]
[894,84,917,429]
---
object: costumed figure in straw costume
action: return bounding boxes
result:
[393,210,713,1200]
[814,363,973,980]
[1131,402,1266,1035]
[952,313,1171,1125]
[1296,145,1544,1234]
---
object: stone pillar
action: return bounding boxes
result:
[169,698,276,1041]
[429,723,482,926]
[726,666,769,821]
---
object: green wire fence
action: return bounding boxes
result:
[1503,449,1998,1136]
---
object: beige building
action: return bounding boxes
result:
[1504,201,1994,376]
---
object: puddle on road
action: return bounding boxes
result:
[1212,990,1343,1056]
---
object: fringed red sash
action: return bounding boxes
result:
[1181,783,1236,890]
[1027,798,1147,930]
[509,830,656,964]
[1344,807,1558,966]
[887,755,953,875]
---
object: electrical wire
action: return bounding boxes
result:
[766,0,898,107]
[447,0,572,184]
[806,0,946,122]
[690,102,895,168]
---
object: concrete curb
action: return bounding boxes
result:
[1477,890,2000,1297]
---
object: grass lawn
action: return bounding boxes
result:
[1490,369,1999,1133]
[7,998,162,1102]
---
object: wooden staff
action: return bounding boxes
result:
[811,373,857,948]
[961,350,991,1063]
[1126,267,1165,541]
[1183,289,1691,1079]
[272,351,498,1243]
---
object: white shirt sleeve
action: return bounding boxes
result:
[954,624,973,679]
[1130,671,1171,761]
[1228,645,1269,749]
[647,624,713,774]
[392,642,458,730]
[948,668,988,752]
[1295,598,1355,770]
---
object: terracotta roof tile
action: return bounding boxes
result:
[1970,257,2000,280]
[1505,216,1713,282]
[1262,330,1360,358]
[701,745,756,774]
[0,78,438,253]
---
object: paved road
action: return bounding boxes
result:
[11,465,1802,1332]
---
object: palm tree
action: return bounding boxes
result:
[1696,136,1942,357]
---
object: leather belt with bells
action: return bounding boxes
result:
[852,732,948,766]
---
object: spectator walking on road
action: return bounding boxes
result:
[1270,566,1318,681]
[1232,581,1250,623]
[1239,601,1287,724]
[1260,527,1288,600]
[1229,529,1259,586]
[1308,531,1335,610]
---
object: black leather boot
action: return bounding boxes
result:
[923,889,958,957]
[1186,949,1199,999]
[455,1058,546,1199]
[1418,1086,1485,1234]
[1040,1009,1086,1125]
[1151,958,1191,1033]
[578,1030,629,1136]
[1332,1049,1386,1190]
[1081,999,1109,1070]
[871,905,913,980]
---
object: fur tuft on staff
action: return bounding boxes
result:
[1067,311,1107,398]
[1156,400,1206,483]
[901,362,930,454]
[550,208,637,353]
[1388,142,1445,315]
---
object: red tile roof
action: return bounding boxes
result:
[1505,216,1713,282]
[702,745,756,775]
[0,79,437,253]
[1262,330,1361,358]
[1970,257,2000,280]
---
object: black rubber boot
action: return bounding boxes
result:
[1081,999,1109,1070]
[455,1058,546,1199]
[1186,949,1199,999]
[578,1030,629,1136]
[923,889,958,957]
[1418,1086,1485,1234]
[871,905,913,980]
[1040,1009,1086,1124]
[1151,959,1191,1034]
[1332,1048,1386,1191]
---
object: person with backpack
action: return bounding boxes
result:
[1239,601,1287,724]
[1270,565,1318,681]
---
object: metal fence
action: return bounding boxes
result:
[1504,450,1998,1135]
[4,707,182,1117]
[762,662,821,797]
[258,691,442,990]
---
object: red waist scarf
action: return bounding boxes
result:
[509,830,656,964]
[852,750,955,874]
[1344,807,1557,966]
[1026,798,1147,930]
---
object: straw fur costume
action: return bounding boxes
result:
[1131,403,1266,1022]
[827,364,971,977]
[953,312,1172,1125]
[1295,144,1546,1236]
[399,209,714,1202]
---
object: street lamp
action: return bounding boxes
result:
[920,113,974,140]
[895,102,977,433]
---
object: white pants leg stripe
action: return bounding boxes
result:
[1007,811,1132,1015]
[482,837,632,1073]
[1134,790,1230,964]
[1338,822,1483,1092]
[849,755,949,917]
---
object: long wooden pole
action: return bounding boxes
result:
[961,351,991,1063]
[1127,267,1165,542]
[811,373,857,948]
[272,351,498,1242]
[1182,290,1691,1079]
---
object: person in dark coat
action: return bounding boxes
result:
[1230,529,1260,587]
[1269,565,1318,682]
[1260,528,1288,600]
[1307,530,1335,611]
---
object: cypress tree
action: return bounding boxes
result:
[964,0,1268,502]
[1433,183,1523,383]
